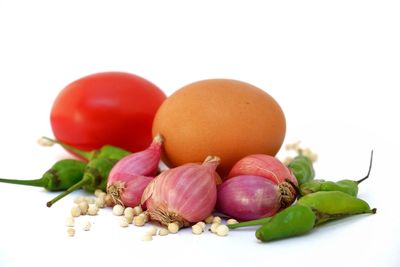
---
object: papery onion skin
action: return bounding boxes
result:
[141,156,219,227]
[228,154,298,186]
[216,175,282,221]
[108,134,163,180]
[110,175,153,207]
[107,135,163,207]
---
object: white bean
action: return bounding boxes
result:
[82,221,92,231]
[70,206,81,217]
[167,222,180,234]
[112,204,124,216]
[141,234,153,241]
[65,216,75,227]
[119,217,129,227]
[216,225,229,236]
[192,224,203,235]
[67,227,75,237]
[87,204,99,216]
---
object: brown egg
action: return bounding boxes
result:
[152,79,286,178]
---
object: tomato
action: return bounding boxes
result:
[50,72,166,154]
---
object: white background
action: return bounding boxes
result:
[0,1,399,266]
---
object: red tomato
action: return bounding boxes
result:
[50,72,166,154]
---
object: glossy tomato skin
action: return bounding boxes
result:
[50,72,166,154]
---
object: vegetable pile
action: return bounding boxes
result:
[0,72,376,242]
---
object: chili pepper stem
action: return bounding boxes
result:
[46,177,89,207]
[0,177,46,187]
[227,217,272,229]
[40,136,93,160]
[356,150,374,184]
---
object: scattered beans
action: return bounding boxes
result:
[133,206,143,216]
[168,222,180,234]
[119,217,129,227]
[104,194,115,207]
[65,198,237,239]
[94,189,106,198]
[285,140,301,151]
[82,221,91,231]
[65,216,75,227]
[282,156,294,166]
[124,207,134,217]
[74,196,84,204]
[70,206,81,217]
[226,219,239,225]
[95,197,106,208]
[216,225,229,236]
[37,137,54,146]
[301,148,318,162]
[210,222,220,233]
[138,212,149,222]
[87,204,99,216]
[196,221,206,230]
[112,204,124,216]
[192,224,203,235]
[212,216,222,224]
[124,214,134,224]
[85,197,95,204]
[141,234,153,241]
[158,228,169,236]
[78,201,89,215]
[133,215,146,227]
[205,215,214,224]
[67,227,75,237]
[147,226,158,236]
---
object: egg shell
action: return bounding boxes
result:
[152,79,286,177]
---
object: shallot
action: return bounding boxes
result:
[227,154,298,210]
[228,154,298,186]
[107,134,163,207]
[216,175,296,221]
[141,156,220,227]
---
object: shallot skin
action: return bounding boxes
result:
[217,175,281,221]
[111,175,154,207]
[228,154,298,186]
[142,157,219,227]
[107,134,163,207]
[108,134,163,180]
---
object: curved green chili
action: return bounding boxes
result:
[299,150,373,197]
[255,204,316,242]
[297,191,376,225]
[288,154,315,185]
[46,158,117,207]
[0,159,86,191]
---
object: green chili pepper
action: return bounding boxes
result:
[40,136,131,161]
[46,158,117,207]
[0,159,86,191]
[297,191,376,225]
[299,179,324,195]
[299,150,373,197]
[255,204,316,242]
[287,154,315,185]
[320,180,359,196]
